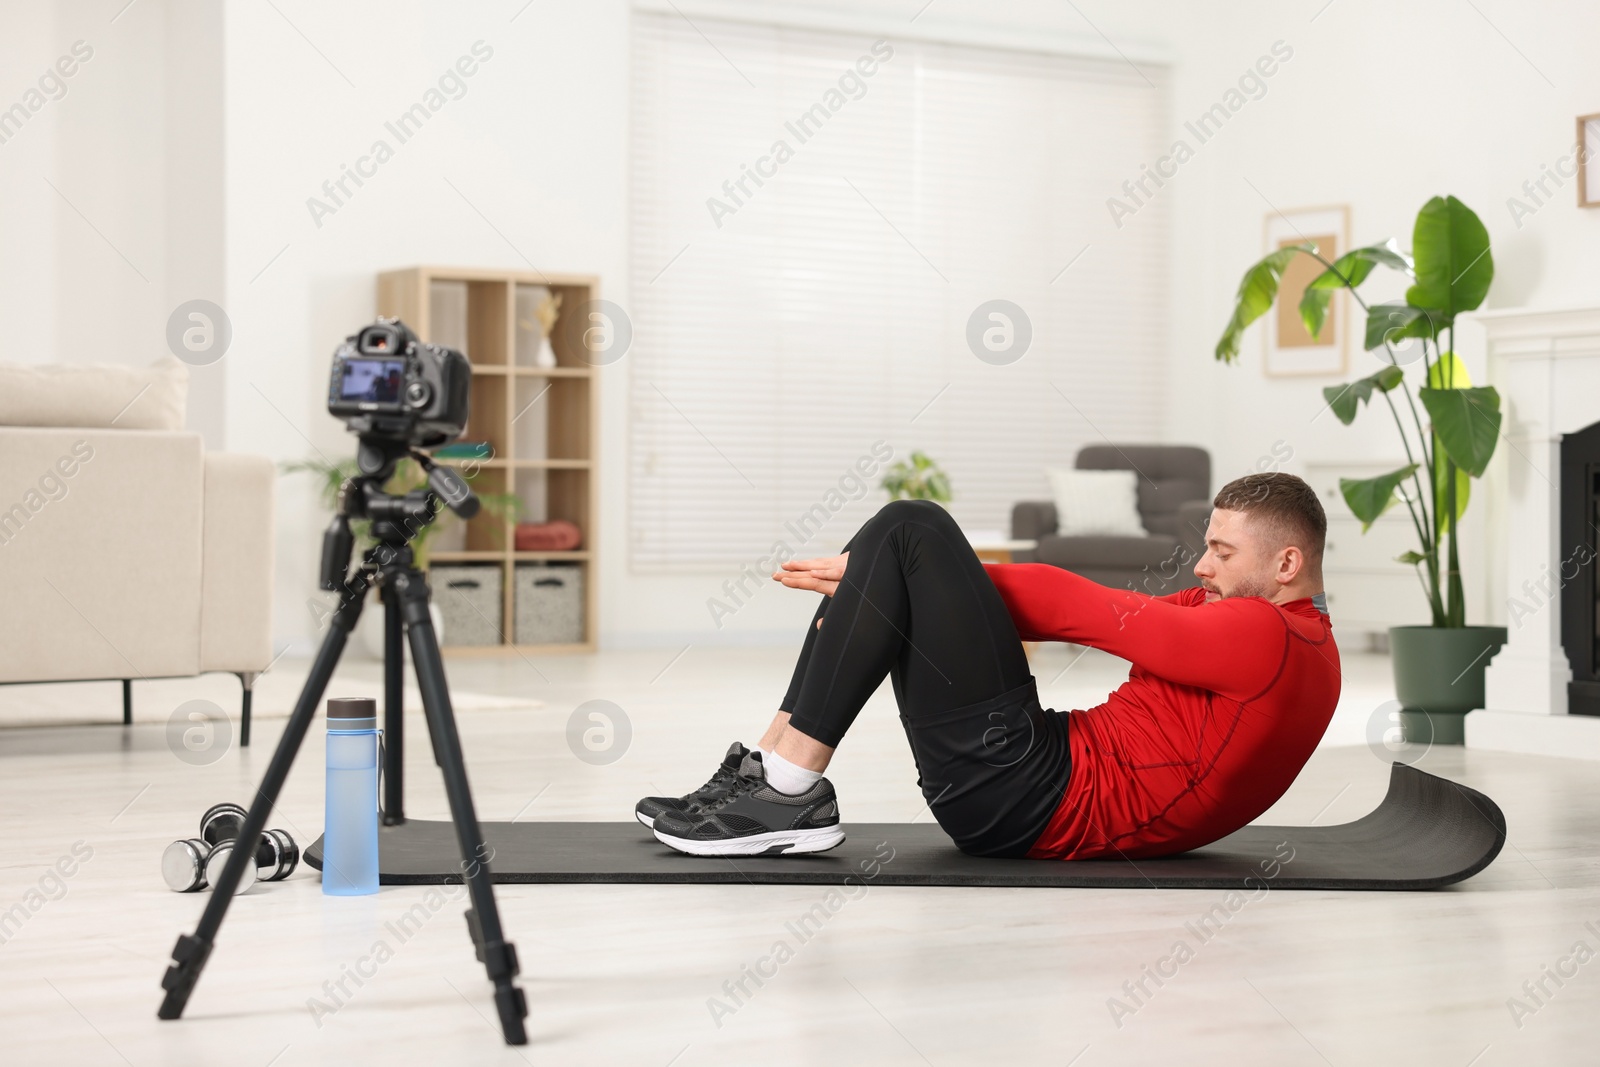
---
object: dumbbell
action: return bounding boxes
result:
[202,802,300,883]
[161,803,300,893]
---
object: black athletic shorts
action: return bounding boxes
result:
[898,677,1072,858]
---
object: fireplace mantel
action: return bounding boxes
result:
[1463,304,1600,759]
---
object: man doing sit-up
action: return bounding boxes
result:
[637,471,1340,860]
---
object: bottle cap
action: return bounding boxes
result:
[326,696,377,732]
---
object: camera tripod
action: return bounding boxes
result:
[158,437,529,1045]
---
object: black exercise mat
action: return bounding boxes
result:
[304,763,1505,890]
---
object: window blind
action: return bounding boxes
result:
[629,12,1169,569]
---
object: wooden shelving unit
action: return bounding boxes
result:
[377,266,599,655]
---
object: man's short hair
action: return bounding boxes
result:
[1212,472,1326,561]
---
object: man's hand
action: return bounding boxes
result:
[774,553,848,595]
[775,554,848,626]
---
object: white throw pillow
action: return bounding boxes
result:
[0,356,188,431]
[1046,467,1147,537]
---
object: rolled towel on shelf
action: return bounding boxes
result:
[515,519,582,551]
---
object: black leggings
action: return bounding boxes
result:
[780,499,1072,857]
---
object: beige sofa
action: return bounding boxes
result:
[0,358,275,744]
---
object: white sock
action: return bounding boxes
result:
[763,750,823,796]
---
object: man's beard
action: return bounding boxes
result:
[1207,576,1273,600]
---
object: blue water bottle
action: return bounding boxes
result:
[323,696,380,895]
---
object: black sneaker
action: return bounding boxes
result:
[634,741,749,827]
[653,751,844,856]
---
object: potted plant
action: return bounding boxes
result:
[881,450,953,504]
[283,455,520,656]
[1215,195,1507,744]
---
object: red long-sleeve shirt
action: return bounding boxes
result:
[983,564,1340,861]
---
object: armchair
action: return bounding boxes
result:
[1011,444,1211,596]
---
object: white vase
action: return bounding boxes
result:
[535,334,557,369]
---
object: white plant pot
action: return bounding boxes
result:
[431,517,468,554]
[357,591,446,661]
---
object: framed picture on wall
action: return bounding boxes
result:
[1261,204,1350,378]
[1578,113,1600,207]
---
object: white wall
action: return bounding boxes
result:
[219,0,632,651]
[0,5,59,364]
[16,0,1594,652]
[214,0,1168,654]
[162,0,226,448]
[0,1,224,444]
[1154,0,1600,627]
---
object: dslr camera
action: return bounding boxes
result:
[317,317,480,590]
[327,318,470,451]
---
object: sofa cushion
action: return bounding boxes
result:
[1075,444,1210,536]
[0,357,188,431]
[1045,467,1146,537]
[1036,532,1182,571]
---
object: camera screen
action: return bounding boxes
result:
[339,358,405,403]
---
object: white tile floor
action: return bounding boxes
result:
[1,643,1597,1065]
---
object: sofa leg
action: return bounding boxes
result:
[122,679,132,726]
[237,672,258,747]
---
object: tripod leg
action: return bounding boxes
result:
[383,589,405,824]
[158,585,366,1021]
[396,570,528,1046]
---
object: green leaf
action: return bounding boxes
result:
[1433,452,1470,537]
[884,452,951,501]
[281,455,360,512]
[1340,465,1420,531]
[1426,350,1472,390]
[1300,240,1414,338]
[1215,243,1315,363]
[1396,550,1428,565]
[1307,239,1413,291]
[1405,195,1494,326]
[1427,352,1474,534]
[1298,287,1335,343]
[1322,365,1405,425]
[1364,301,1439,351]
[1419,386,1501,477]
